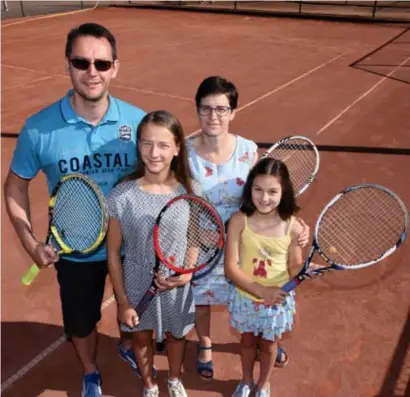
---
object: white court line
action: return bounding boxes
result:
[2,1,99,28]
[1,76,53,91]
[316,55,410,135]
[1,51,344,392]
[113,84,193,102]
[1,63,52,75]
[238,53,346,113]
[0,296,115,392]
[1,64,193,102]
[186,52,346,138]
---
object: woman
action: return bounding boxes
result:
[186,76,309,381]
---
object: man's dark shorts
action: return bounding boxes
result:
[55,258,108,338]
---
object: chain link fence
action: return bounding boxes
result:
[123,1,410,23]
[1,1,104,20]
[3,2,408,22]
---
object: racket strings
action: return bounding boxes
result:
[318,187,406,266]
[321,197,402,264]
[52,179,105,251]
[157,199,223,270]
[265,138,318,196]
[335,190,403,246]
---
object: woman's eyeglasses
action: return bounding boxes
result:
[69,58,113,72]
[198,106,231,117]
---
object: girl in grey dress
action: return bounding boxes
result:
[106,110,200,397]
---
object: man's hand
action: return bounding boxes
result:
[31,242,59,268]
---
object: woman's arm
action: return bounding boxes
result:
[295,217,310,247]
[252,151,259,166]
[4,171,58,266]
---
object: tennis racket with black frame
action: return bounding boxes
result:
[135,194,225,317]
[21,173,108,286]
[261,135,320,197]
[193,135,320,282]
[281,184,408,292]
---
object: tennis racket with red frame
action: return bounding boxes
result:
[135,194,225,316]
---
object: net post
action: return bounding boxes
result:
[19,0,25,17]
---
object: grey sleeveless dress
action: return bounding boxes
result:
[106,180,201,340]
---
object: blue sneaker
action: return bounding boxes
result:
[81,372,102,397]
[118,344,158,379]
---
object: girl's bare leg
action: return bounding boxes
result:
[132,330,156,389]
[240,333,258,385]
[257,338,276,392]
[166,332,186,380]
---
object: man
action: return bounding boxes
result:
[4,23,148,397]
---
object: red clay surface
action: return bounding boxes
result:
[1,6,409,397]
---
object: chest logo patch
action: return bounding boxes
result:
[119,125,132,142]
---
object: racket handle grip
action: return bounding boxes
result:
[281,278,300,292]
[135,290,155,317]
[21,264,41,286]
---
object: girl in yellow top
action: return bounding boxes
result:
[225,157,304,397]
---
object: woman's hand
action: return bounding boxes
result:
[118,301,139,328]
[296,218,310,247]
[154,272,193,291]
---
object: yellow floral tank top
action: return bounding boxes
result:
[238,215,294,301]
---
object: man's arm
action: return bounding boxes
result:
[4,171,57,267]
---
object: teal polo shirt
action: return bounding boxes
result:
[11,90,146,261]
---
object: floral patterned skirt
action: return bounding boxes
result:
[228,287,296,341]
[192,261,232,305]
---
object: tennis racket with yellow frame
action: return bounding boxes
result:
[21,173,108,286]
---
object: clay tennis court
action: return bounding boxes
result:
[1,3,410,397]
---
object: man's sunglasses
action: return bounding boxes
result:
[69,58,113,72]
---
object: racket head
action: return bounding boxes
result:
[314,184,408,269]
[192,249,223,281]
[49,174,108,254]
[261,135,320,196]
[153,194,224,274]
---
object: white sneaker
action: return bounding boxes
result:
[143,385,160,397]
[231,382,254,397]
[255,385,270,397]
[168,380,188,397]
